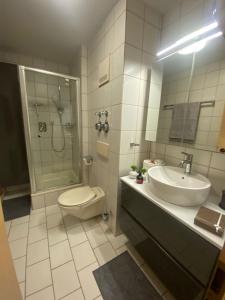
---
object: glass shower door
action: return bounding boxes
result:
[22,68,81,192]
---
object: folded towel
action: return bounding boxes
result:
[169,102,200,143]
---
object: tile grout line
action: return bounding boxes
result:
[57,286,83,300]
[45,207,57,300]
[25,207,54,299]
[61,209,86,300]
[25,283,52,299]
[24,213,31,299]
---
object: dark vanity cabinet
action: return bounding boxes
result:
[119,182,220,300]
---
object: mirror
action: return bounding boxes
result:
[145,32,225,153]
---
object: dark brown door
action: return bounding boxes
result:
[0,62,29,187]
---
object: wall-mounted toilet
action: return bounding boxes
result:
[57,186,105,220]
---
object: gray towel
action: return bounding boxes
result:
[169,102,200,143]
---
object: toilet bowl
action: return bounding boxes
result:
[57,186,105,220]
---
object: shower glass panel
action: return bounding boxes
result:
[20,68,81,192]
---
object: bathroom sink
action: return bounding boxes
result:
[148,166,211,206]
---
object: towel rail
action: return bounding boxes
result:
[163,100,215,110]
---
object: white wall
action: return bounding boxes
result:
[71,45,89,185]
[86,0,162,233]
[87,0,126,233]
[119,0,162,174]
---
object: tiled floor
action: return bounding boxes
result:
[5,205,175,300]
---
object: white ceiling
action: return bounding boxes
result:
[0,0,118,63]
[0,0,178,64]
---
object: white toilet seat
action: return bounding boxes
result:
[58,186,96,207]
[57,186,105,220]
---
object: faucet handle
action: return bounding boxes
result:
[181,151,193,161]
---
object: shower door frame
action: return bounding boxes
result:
[18,65,82,194]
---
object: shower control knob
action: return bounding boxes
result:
[103,121,109,133]
[95,122,102,131]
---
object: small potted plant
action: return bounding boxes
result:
[136,168,147,184]
[129,165,138,179]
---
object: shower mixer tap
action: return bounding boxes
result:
[95,110,110,133]
[95,111,102,131]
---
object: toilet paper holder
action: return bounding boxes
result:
[83,155,93,166]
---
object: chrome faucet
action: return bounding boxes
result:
[179,152,193,174]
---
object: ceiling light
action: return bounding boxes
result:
[178,40,206,55]
[157,21,218,57]
[178,31,223,55]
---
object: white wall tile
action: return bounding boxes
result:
[126,12,144,49]
[127,0,145,18]
[122,75,140,105]
[121,105,138,130]
[124,44,142,78]
[110,45,124,80]
[114,12,126,50]
[143,23,160,55]
[210,153,225,171]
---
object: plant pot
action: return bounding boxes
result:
[129,170,138,179]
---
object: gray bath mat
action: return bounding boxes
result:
[93,251,163,300]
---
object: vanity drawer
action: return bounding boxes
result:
[121,183,219,287]
[120,207,204,300]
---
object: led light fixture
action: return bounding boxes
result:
[157,21,219,57]
[178,31,223,55]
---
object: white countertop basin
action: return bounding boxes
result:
[148,166,211,207]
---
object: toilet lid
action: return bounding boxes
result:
[58,186,96,207]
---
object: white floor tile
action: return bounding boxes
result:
[4,220,11,235]
[72,241,96,271]
[94,242,116,266]
[82,217,99,231]
[67,224,87,247]
[30,208,45,215]
[106,231,128,250]
[61,289,84,300]
[47,213,63,229]
[28,224,47,244]
[50,240,72,269]
[9,237,27,259]
[27,239,49,266]
[11,215,29,226]
[14,256,26,283]
[29,213,46,228]
[19,281,25,300]
[86,226,107,248]
[52,261,80,300]
[8,222,29,241]
[78,262,100,300]
[99,219,109,232]
[26,286,54,300]
[26,259,52,296]
[48,225,67,246]
[62,214,80,229]
[46,204,61,216]
[116,245,127,255]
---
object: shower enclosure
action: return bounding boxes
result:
[19,66,81,195]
